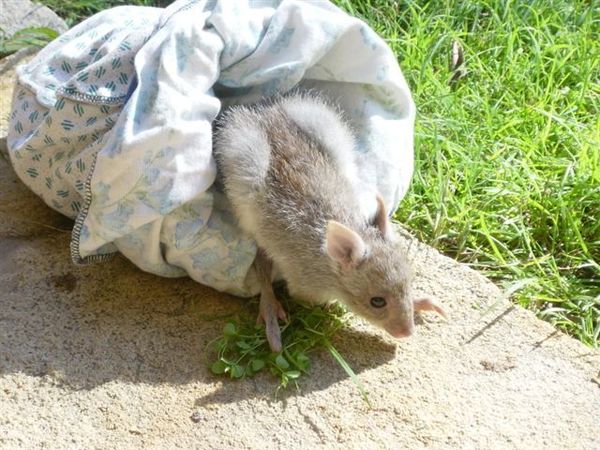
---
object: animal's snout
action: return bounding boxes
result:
[386,321,415,339]
[389,328,413,339]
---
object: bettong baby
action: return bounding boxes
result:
[214,92,445,352]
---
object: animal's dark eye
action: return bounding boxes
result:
[370,297,387,308]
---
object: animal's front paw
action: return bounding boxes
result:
[414,297,447,319]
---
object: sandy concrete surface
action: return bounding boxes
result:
[1,61,599,450]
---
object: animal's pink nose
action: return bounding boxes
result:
[389,327,414,339]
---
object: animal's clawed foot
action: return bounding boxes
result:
[257,295,288,352]
[414,297,447,319]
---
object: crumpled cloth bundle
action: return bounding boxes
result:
[7,0,415,296]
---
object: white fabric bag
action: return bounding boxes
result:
[8,0,415,296]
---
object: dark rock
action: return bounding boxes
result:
[0,0,67,37]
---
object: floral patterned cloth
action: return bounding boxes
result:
[7,0,416,296]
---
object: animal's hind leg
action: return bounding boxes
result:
[254,249,287,352]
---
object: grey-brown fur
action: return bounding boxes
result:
[214,92,444,351]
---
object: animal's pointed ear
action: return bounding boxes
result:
[325,221,366,267]
[372,194,392,239]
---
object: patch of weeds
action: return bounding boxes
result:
[208,298,370,405]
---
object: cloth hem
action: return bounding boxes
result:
[69,140,116,265]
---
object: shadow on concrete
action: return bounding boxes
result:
[0,159,395,400]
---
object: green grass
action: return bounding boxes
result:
[19,0,599,350]
[38,0,171,26]
[0,27,59,58]
[335,0,599,346]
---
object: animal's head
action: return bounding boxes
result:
[325,196,416,338]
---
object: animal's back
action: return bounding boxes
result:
[260,116,359,244]
[214,93,361,251]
